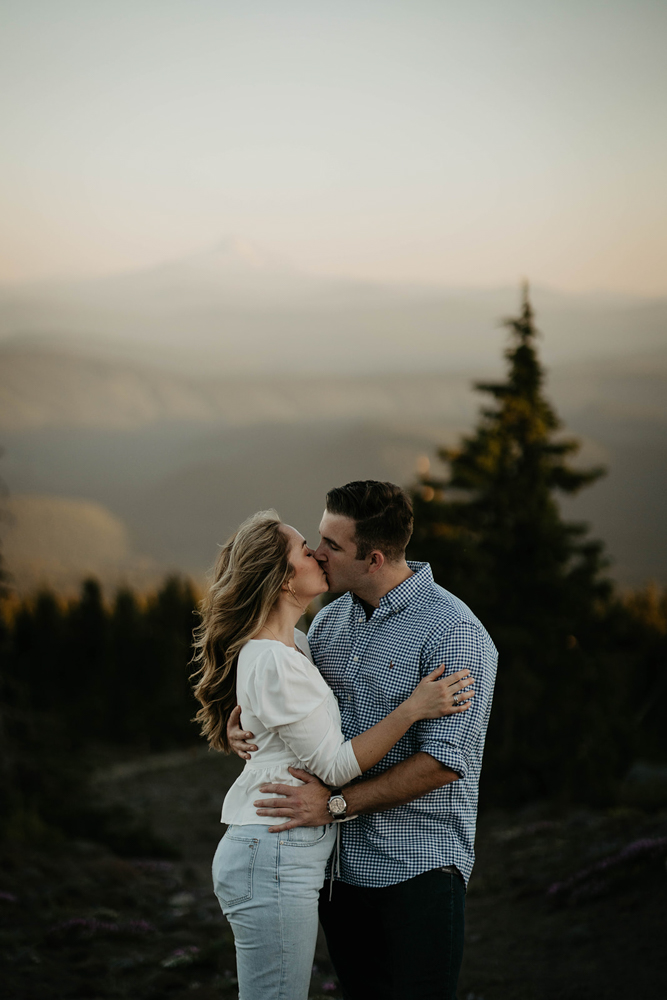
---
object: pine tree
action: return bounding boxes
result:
[410,285,630,803]
[144,576,199,747]
[0,451,10,600]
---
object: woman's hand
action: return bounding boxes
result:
[406,665,475,721]
[227,705,257,760]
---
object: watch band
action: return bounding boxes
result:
[327,788,348,820]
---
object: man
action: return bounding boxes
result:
[229,480,497,1000]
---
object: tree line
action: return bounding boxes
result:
[1,287,666,844]
[0,577,198,843]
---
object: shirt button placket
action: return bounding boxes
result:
[346,648,362,708]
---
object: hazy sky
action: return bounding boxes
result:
[1,0,666,293]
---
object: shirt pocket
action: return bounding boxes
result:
[359,656,421,713]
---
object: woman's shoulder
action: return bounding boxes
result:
[293,628,315,662]
[238,638,311,676]
[238,638,329,723]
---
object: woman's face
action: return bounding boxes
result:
[282,524,329,603]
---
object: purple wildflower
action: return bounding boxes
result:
[48,916,156,938]
[161,945,202,968]
[123,919,156,935]
[50,917,119,937]
[568,879,610,904]
[0,891,17,903]
[322,983,337,992]
[547,836,667,903]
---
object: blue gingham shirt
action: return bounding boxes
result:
[308,562,497,887]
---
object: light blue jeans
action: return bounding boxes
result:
[213,823,336,1000]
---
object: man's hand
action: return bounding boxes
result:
[227,705,257,760]
[254,767,331,832]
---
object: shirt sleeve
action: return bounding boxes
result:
[280,709,361,787]
[415,619,498,779]
[246,646,362,787]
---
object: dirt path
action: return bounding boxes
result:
[95,747,242,878]
[95,748,340,994]
[4,749,664,999]
[98,749,667,1000]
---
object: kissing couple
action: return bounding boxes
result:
[191,480,497,1000]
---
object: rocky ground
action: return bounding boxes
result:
[1,748,666,999]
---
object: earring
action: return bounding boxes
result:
[288,584,307,614]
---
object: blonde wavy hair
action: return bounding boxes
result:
[190,510,295,752]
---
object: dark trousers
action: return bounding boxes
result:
[318,868,466,1000]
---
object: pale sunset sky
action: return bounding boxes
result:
[1,0,665,293]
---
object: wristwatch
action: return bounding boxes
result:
[327,788,348,820]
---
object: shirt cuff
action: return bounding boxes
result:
[418,740,468,779]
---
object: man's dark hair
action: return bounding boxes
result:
[325,481,414,562]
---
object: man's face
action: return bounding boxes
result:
[313,511,369,594]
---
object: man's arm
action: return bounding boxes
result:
[255,752,460,832]
[256,617,496,832]
[346,751,459,812]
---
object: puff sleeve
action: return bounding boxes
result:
[245,646,361,787]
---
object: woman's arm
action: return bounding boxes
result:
[348,664,473,773]
[275,663,474,786]
[226,667,475,770]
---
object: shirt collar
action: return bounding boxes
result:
[352,561,434,618]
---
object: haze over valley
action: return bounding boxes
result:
[1,243,665,593]
[2,238,666,377]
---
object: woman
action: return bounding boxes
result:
[191,510,474,1000]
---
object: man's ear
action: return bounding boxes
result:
[367,550,385,575]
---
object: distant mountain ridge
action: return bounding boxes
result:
[0,344,483,432]
[2,342,666,433]
[1,342,666,591]
[1,238,665,376]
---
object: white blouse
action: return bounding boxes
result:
[221,629,362,826]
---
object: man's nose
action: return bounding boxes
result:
[313,543,326,562]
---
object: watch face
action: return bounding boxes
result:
[329,795,346,815]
